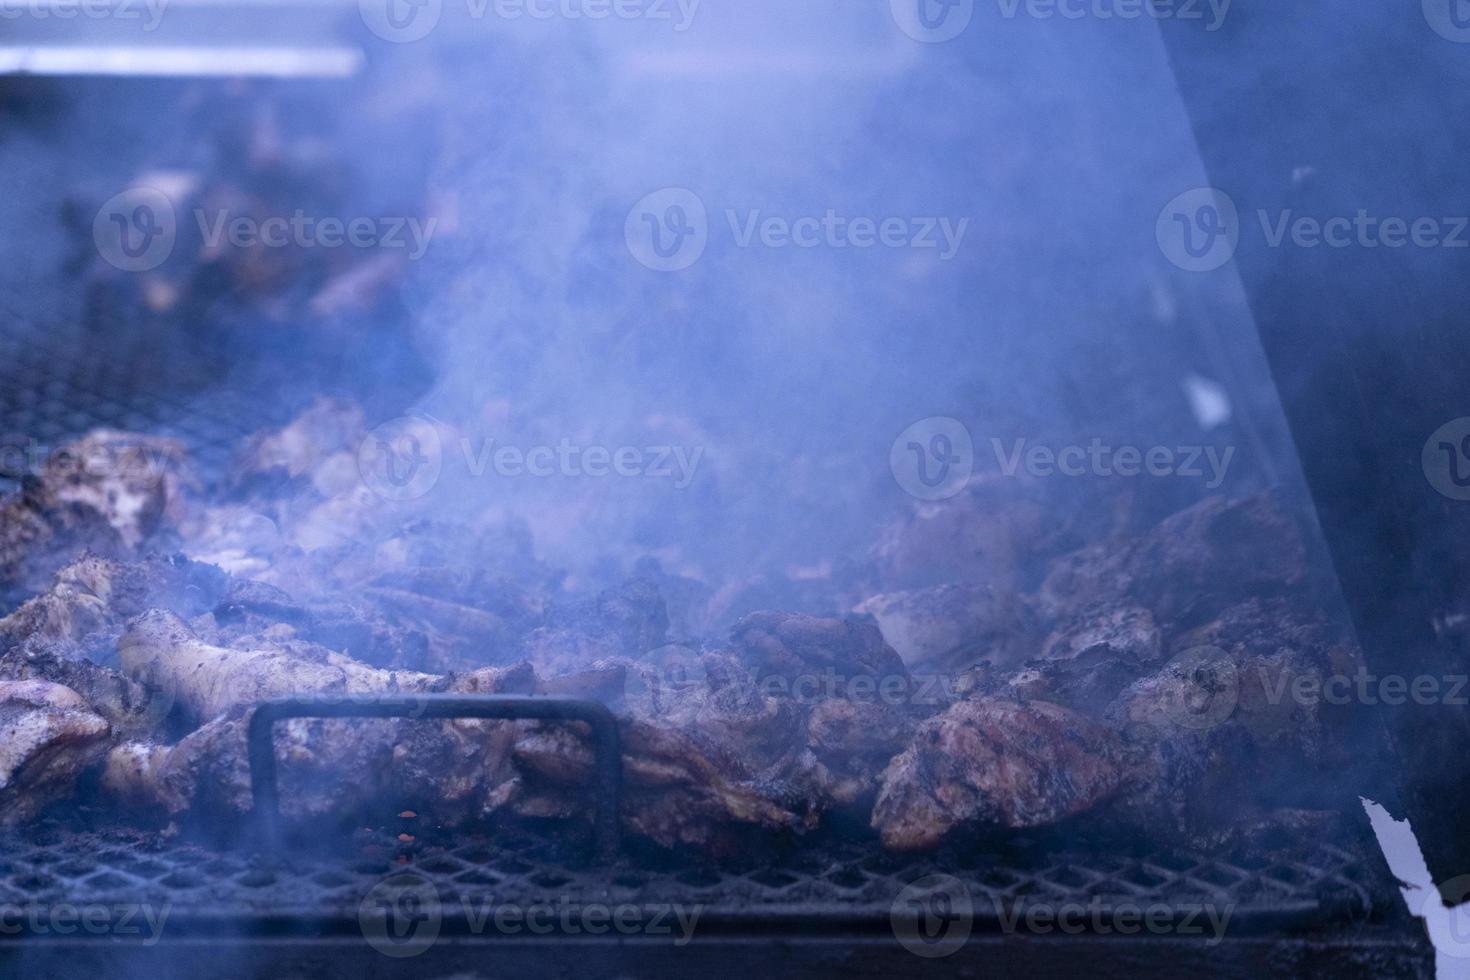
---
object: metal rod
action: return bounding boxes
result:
[247,694,623,861]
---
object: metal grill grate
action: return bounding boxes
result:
[0,184,1402,952]
[0,317,290,484]
[0,826,1381,935]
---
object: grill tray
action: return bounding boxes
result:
[0,185,1427,974]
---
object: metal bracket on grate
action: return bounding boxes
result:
[247,694,623,861]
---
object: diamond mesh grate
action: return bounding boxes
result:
[0,826,1379,932]
[0,317,293,486]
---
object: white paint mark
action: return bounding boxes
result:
[1363,796,1470,977]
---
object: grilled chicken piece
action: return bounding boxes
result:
[0,553,225,658]
[1038,490,1306,626]
[38,432,192,549]
[0,480,124,595]
[516,577,667,677]
[0,554,125,652]
[974,602,1169,720]
[511,717,805,852]
[103,661,537,824]
[102,648,804,850]
[1041,602,1162,666]
[565,613,922,842]
[871,697,1130,851]
[729,611,910,692]
[931,595,1357,849]
[118,609,436,724]
[108,609,850,852]
[1101,597,1361,845]
[0,432,191,593]
[0,645,164,738]
[214,398,390,554]
[228,397,367,496]
[0,680,110,823]
[866,476,1045,594]
[788,697,917,808]
[854,582,1032,674]
[209,577,432,671]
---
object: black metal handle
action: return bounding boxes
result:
[247,693,622,860]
